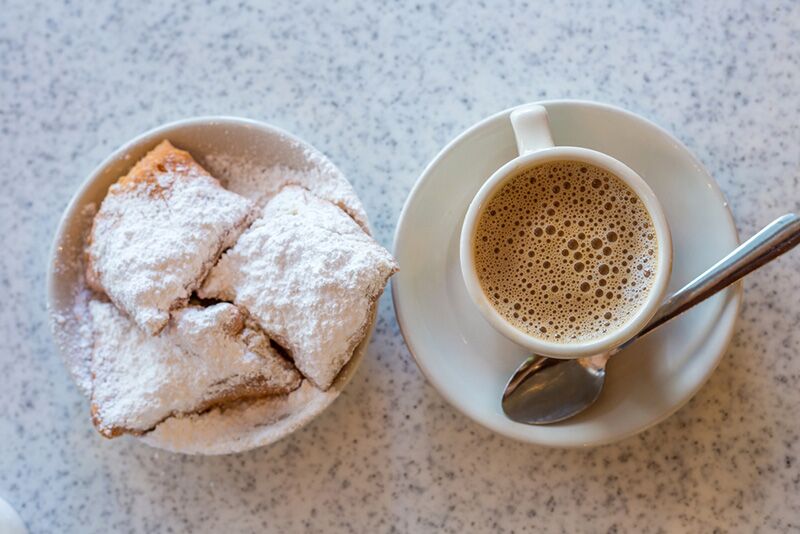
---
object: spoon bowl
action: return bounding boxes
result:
[503,355,608,424]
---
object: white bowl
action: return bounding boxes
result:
[47,116,374,454]
[392,100,742,447]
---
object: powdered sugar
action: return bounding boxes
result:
[87,141,254,334]
[89,301,301,436]
[52,127,390,453]
[142,380,337,454]
[205,152,370,231]
[48,202,98,395]
[200,186,398,390]
[50,286,94,394]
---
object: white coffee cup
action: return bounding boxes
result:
[460,104,672,359]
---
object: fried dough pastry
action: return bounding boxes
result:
[200,186,398,390]
[86,140,254,334]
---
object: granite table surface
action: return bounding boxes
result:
[2,0,799,532]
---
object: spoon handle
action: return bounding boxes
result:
[627,213,800,344]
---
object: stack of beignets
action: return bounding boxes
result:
[84,141,397,437]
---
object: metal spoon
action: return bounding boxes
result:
[502,213,800,425]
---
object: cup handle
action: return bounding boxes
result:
[510,104,555,155]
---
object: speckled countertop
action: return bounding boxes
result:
[1,1,799,532]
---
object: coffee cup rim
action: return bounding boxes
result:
[460,146,673,359]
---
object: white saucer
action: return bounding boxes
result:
[392,100,742,447]
[0,497,27,534]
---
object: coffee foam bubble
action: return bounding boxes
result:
[473,160,658,343]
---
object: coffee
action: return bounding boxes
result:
[473,160,658,343]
